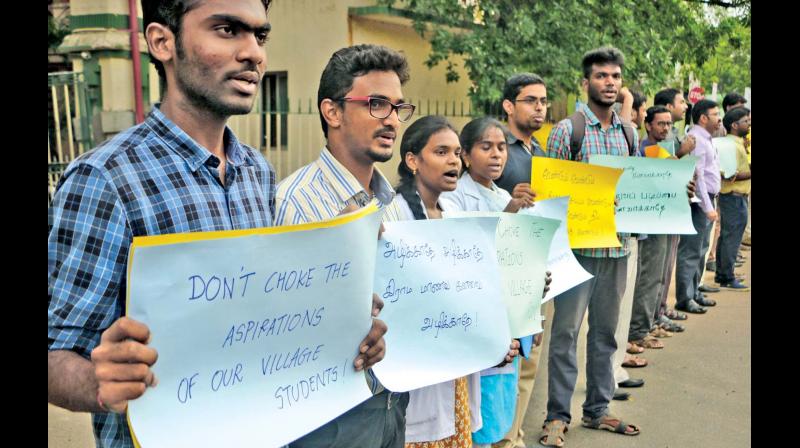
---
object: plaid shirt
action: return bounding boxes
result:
[546,102,638,258]
[48,106,275,448]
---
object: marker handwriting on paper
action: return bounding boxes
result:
[273,362,343,410]
[382,240,436,268]
[420,312,475,338]
[383,278,414,303]
[187,266,256,301]
[221,308,325,348]
[442,240,484,265]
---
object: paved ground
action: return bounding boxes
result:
[48,249,751,448]
[522,247,751,448]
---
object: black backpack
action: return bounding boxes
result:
[568,111,637,160]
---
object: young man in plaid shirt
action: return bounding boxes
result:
[47,2,387,447]
[539,47,641,446]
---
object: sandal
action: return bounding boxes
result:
[631,337,664,349]
[626,342,644,354]
[581,414,640,436]
[649,327,673,338]
[621,354,648,368]
[665,309,688,321]
[659,321,685,332]
[539,420,568,447]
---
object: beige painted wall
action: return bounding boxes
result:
[232,0,473,184]
[71,0,142,17]
[100,57,134,111]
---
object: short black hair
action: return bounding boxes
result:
[722,92,747,111]
[317,44,410,138]
[691,99,719,125]
[645,105,670,124]
[653,88,682,107]
[142,0,273,84]
[502,73,545,103]
[632,91,647,111]
[723,106,750,133]
[582,46,625,79]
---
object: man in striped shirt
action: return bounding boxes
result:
[276,44,412,448]
[539,47,641,446]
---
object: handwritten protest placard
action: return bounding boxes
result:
[531,157,623,248]
[443,212,560,336]
[519,197,593,302]
[125,205,382,448]
[713,137,738,178]
[590,155,698,234]
[371,217,512,392]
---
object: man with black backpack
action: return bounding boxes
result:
[538,46,641,447]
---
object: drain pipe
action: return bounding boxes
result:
[129,0,144,124]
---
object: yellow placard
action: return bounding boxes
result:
[531,157,623,249]
[644,144,672,159]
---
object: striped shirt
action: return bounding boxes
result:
[546,102,638,258]
[48,106,275,448]
[275,147,401,225]
[275,146,400,394]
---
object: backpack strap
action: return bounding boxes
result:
[570,110,637,158]
[568,112,585,161]
[620,120,637,156]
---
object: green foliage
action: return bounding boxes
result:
[49,14,70,50]
[693,19,750,95]
[379,0,749,109]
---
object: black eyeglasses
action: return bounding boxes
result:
[513,97,548,107]
[337,96,416,122]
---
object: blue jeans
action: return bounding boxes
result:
[714,193,748,283]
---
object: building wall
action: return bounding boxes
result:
[238,0,473,185]
[350,15,472,186]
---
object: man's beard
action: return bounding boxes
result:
[367,147,393,163]
[588,85,615,107]
[515,115,541,135]
[173,38,255,117]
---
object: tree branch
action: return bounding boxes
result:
[683,0,748,7]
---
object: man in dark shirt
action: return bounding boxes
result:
[496,73,548,194]
[492,72,549,448]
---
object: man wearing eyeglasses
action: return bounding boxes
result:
[488,72,548,448]
[275,44,413,448]
[496,73,548,195]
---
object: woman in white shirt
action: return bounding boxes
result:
[438,118,534,214]
[439,117,535,448]
[385,115,519,448]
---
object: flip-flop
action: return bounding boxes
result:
[665,309,688,321]
[622,355,648,368]
[632,337,664,349]
[626,342,644,354]
[649,327,673,338]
